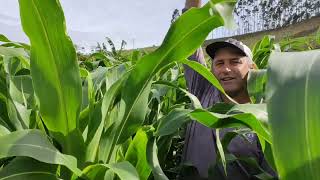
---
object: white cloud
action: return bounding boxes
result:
[0,0,186,49]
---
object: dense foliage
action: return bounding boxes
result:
[0,0,320,180]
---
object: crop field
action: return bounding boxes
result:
[0,0,320,180]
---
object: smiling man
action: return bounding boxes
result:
[180,1,276,179]
[208,38,255,104]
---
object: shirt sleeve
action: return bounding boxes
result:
[181,8,212,101]
[183,48,211,100]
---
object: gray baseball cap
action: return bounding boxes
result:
[206,38,253,63]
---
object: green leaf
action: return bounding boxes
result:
[0,34,11,42]
[153,80,202,109]
[9,75,34,106]
[125,128,152,180]
[263,142,276,172]
[180,58,225,94]
[0,130,82,176]
[147,138,169,180]
[0,47,30,71]
[99,72,130,162]
[109,0,236,159]
[84,101,103,163]
[252,35,277,69]
[155,108,191,137]
[130,50,142,64]
[79,161,139,180]
[190,108,271,143]
[6,98,26,130]
[215,129,227,176]
[0,125,10,136]
[0,157,60,180]
[0,47,28,58]
[226,103,269,125]
[247,69,267,103]
[79,68,94,112]
[156,103,269,141]
[266,50,320,179]
[84,66,129,162]
[18,0,84,160]
[6,75,34,129]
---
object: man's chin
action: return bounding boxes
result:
[224,89,240,98]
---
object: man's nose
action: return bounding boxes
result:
[222,65,232,73]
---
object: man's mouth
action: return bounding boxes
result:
[220,77,235,82]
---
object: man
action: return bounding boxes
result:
[180,0,275,179]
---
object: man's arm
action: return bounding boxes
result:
[183,0,210,99]
[185,0,201,9]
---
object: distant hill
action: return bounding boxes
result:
[125,16,320,57]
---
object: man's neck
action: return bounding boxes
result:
[221,91,251,104]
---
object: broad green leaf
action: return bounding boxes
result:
[247,69,267,103]
[0,157,60,180]
[18,0,84,160]
[11,101,31,128]
[0,47,30,70]
[0,125,10,136]
[147,138,169,180]
[190,109,271,143]
[0,130,82,176]
[81,66,124,163]
[180,58,225,94]
[0,47,28,58]
[9,75,34,106]
[266,50,320,179]
[0,35,30,50]
[78,161,139,180]
[6,75,34,129]
[99,72,130,162]
[109,1,236,157]
[226,103,268,125]
[156,103,269,140]
[0,34,11,42]
[155,108,191,137]
[84,66,129,162]
[105,64,128,91]
[6,98,26,130]
[130,50,142,64]
[99,123,119,163]
[2,57,22,75]
[84,101,103,162]
[125,128,152,180]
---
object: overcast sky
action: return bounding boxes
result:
[0,0,210,49]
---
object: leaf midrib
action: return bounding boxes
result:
[30,0,70,132]
[303,52,317,178]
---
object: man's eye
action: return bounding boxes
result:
[231,60,241,64]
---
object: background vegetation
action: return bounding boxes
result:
[0,0,320,180]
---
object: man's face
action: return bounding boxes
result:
[211,47,252,97]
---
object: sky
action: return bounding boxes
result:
[0,0,210,50]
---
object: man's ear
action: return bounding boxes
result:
[249,62,258,70]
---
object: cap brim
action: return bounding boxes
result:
[205,41,245,59]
